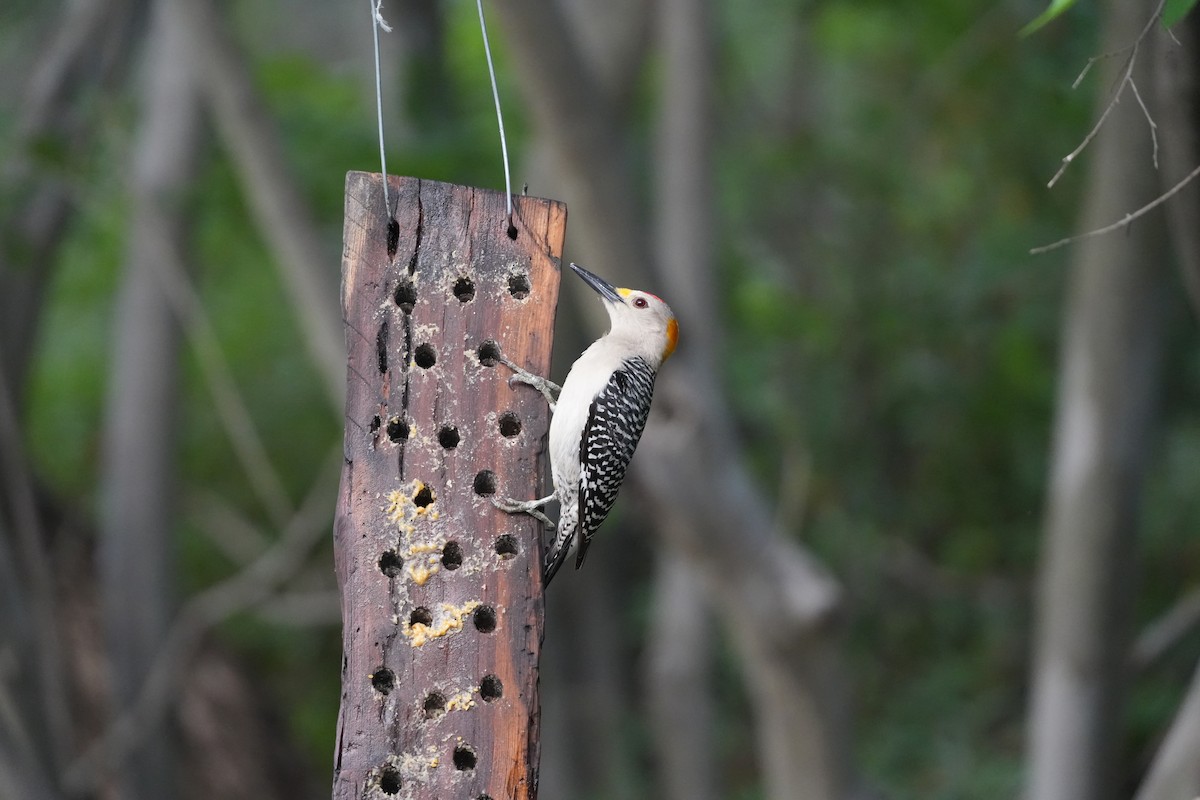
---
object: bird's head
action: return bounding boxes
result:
[571,262,678,366]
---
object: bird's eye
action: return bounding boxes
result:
[633,297,648,309]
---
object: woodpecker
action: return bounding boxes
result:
[495,263,678,585]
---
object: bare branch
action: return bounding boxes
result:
[1031,162,1200,253]
[1048,0,1168,188]
[1048,44,1139,189]
[1129,77,1160,168]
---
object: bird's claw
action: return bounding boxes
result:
[497,357,560,410]
[491,495,556,529]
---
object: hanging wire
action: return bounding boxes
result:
[370,0,512,231]
[370,0,392,219]
[475,0,515,229]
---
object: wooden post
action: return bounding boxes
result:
[334,173,565,800]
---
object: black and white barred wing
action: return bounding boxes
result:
[574,356,657,570]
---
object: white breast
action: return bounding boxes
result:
[548,338,626,495]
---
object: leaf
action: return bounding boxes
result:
[1163,0,1199,28]
[1020,0,1077,36]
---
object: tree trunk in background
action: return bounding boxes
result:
[494,0,858,797]
[1026,5,1171,800]
[1133,13,1200,799]
[646,1,719,798]
[647,556,716,800]
[98,1,202,795]
[1154,7,1200,318]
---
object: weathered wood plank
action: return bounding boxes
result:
[334,173,565,800]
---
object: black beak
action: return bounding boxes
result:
[570,263,623,304]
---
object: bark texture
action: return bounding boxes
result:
[333,174,564,799]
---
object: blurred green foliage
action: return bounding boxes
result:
[14,0,1200,796]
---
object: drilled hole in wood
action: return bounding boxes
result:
[480,674,502,702]
[423,692,446,718]
[453,276,475,302]
[394,279,416,313]
[410,607,433,627]
[414,343,437,369]
[371,667,395,694]
[453,745,477,770]
[376,320,389,373]
[494,534,518,559]
[438,425,460,449]
[473,471,496,496]
[413,485,434,508]
[386,417,409,442]
[477,340,500,366]
[498,412,521,438]
[386,217,400,260]
[473,606,497,633]
[369,415,381,434]
[508,273,530,299]
[378,551,403,577]
[379,765,401,794]
[442,541,463,570]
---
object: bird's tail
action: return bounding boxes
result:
[542,505,577,586]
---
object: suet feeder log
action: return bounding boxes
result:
[333,172,565,799]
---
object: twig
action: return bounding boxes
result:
[1128,77,1159,169]
[1031,162,1200,253]
[62,446,340,794]
[1048,44,1139,188]
[1047,0,1168,188]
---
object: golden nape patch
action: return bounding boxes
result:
[663,317,679,360]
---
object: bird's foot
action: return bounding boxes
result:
[496,355,560,411]
[491,494,556,529]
